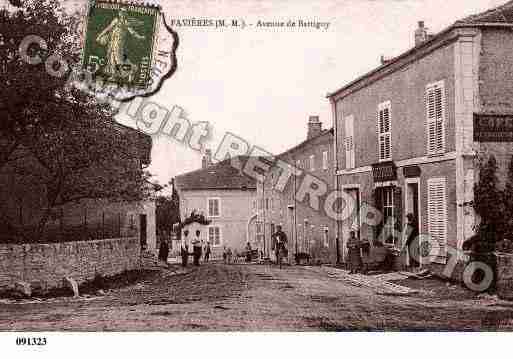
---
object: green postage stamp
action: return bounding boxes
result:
[81,1,161,90]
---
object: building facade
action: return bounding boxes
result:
[257,116,336,264]
[328,3,513,274]
[175,153,258,257]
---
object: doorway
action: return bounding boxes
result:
[405,179,421,268]
[139,214,147,250]
[341,186,361,263]
[345,188,361,238]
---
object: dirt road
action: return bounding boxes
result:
[1,264,513,331]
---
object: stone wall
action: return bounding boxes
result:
[0,237,140,292]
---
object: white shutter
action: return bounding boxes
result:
[426,81,445,155]
[427,177,448,264]
[322,151,328,170]
[377,102,391,161]
[345,115,355,169]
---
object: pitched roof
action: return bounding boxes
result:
[457,0,513,25]
[277,128,333,159]
[327,0,513,99]
[175,156,257,191]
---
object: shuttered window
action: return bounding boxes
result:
[377,102,391,161]
[426,81,445,155]
[427,177,448,264]
[345,115,355,169]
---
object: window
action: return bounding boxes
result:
[296,159,301,169]
[345,115,355,168]
[309,155,315,171]
[323,227,329,247]
[426,81,445,155]
[256,221,264,244]
[252,199,257,211]
[427,177,448,264]
[381,187,395,245]
[207,198,220,217]
[129,214,135,229]
[322,151,329,170]
[377,102,392,161]
[208,226,221,247]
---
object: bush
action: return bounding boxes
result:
[471,154,503,251]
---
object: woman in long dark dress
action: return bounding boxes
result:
[158,238,169,264]
[404,213,420,268]
[347,231,362,274]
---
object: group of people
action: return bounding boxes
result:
[346,213,420,274]
[180,229,212,267]
[222,241,262,264]
[165,224,289,267]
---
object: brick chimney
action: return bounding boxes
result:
[307,115,322,139]
[414,21,428,46]
[202,149,212,169]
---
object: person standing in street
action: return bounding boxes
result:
[273,225,288,264]
[403,213,420,268]
[193,230,203,266]
[245,242,252,262]
[204,241,211,263]
[158,237,169,265]
[347,231,362,274]
[181,230,190,267]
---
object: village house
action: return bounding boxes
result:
[328,2,513,275]
[257,116,336,264]
[174,151,258,257]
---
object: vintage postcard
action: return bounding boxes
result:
[1,0,513,356]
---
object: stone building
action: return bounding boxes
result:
[328,1,513,274]
[257,116,336,264]
[174,152,258,257]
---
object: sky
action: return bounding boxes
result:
[2,0,509,184]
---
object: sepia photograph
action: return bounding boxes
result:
[2,0,513,356]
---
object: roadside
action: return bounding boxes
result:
[2,263,513,331]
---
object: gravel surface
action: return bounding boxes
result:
[1,263,513,331]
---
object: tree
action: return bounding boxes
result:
[0,1,152,239]
[0,0,81,170]
[156,179,181,236]
[503,155,513,238]
[474,154,503,245]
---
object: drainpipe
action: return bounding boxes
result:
[293,155,298,258]
[263,179,266,257]
[331,97,341,265]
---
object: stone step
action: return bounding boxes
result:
[322,267,419,296]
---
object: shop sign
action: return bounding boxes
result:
[372,161,397,182]
[474,114,513,142]
[403,165,421,178]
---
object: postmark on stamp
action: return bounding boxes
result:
[80,0,177,101]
